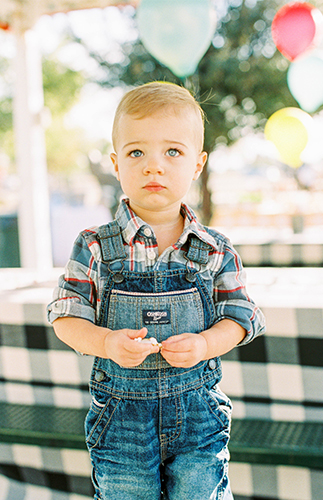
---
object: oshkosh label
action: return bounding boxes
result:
[143,310,170,325]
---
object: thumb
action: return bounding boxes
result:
[127,327,148,340]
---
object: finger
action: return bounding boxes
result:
[125,337,160,356]
[162,333,187,343]
[161,349,189,363]
[162,339,191,353]
[127,327,148,340]
[125,340,152,355]
[122,343,160,367]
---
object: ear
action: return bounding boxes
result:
[193,151,208,180]
[110,153,119,180]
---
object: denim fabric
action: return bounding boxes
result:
[85,243,234,499]
[97,268,214,370]
[85,366,233,500]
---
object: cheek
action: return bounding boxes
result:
[176,168,196,186]
[118,170,137,190]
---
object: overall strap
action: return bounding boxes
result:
[185,235,213,265]
[97,220,127,263]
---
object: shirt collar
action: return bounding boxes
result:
[115,198,218,251]
[115,198,146,245]
[179,204,219,251]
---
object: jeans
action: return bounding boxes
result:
[85,362,233,500]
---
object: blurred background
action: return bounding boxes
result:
[1,0,323,268]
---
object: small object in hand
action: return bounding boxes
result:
[135,337,162,349]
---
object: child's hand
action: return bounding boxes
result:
[104,327,159,367]
[161,333,208,368]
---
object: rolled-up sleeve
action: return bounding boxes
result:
[213,243,265,345]
[47,232,98,324]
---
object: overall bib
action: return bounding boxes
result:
[85,221,233,500]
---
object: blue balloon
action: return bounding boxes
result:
[287,53,323,112]
[136,0,216,78]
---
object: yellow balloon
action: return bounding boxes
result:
[264,107,312,168]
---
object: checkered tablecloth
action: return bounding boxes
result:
[230,462,323,500]
[0,269,92,409]
[221,267,323,424]
[0,268,322,500]
[0,442,93,498]
[224,225,323,267]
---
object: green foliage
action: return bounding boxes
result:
[198,0,298,152]
[42,57,88,174]
[0,56,13,143]
[45,115,86,174]
[0,98,12,135]
[42,58,85,116]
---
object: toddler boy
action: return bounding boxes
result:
[48,82,265,500]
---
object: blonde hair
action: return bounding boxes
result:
[112,82,205,151]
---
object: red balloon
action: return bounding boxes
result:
[0,22,10,31]
[272,2,320,61]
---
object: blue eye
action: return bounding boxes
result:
[167,149,180,157]
[130,150,143,157]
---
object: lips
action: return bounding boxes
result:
[143,182,165,192]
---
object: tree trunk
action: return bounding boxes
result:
[199,160,213,226]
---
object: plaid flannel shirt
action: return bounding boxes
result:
[47,199,265,345]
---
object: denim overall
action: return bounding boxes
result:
[85,221,233,500]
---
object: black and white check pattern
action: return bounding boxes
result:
[0,268,322,500]
[0,472,92,500]
[221,268,323,424]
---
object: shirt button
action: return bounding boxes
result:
[208,359,217,370]
[147,250,156,260]
[143,227,152,237]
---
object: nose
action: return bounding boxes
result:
[143,156,164,175]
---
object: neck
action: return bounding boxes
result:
[128,201,185,253]
[151,215,184,254]
[129,201,182,227]
[151,213,183,230]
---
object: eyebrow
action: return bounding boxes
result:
[122,141,145,150]
[122,140,188,150]
[164,140,188,148]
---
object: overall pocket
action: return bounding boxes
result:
[106,288,205,369]
[85,391,122,450]
[196,384,232,429]
[107,288,205,341]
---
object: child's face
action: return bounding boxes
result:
[111,108,207,220]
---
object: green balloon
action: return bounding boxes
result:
[287,53,323,113]
[137,0,216,78]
